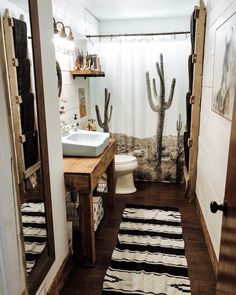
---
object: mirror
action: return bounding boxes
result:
[56,60,62,97]
[2,0,55,294]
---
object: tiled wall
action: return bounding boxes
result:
[196,0,236,259]
[52,0,100,130]
[56,51,90,129]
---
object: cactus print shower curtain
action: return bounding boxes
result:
[89,36,191,182]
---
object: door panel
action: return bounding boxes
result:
[216,89,236,294]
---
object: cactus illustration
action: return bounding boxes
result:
[95,88,113,132]
[176,114,183,183]
[146,53,176,179]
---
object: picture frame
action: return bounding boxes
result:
[211,13,236,121]
[78,87,87,118]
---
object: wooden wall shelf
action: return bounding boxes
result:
[71,70,105,79]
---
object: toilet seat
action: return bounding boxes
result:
[115,155,137,165]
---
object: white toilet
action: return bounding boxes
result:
[115,155,138,194]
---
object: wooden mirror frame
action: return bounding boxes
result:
[1,0,55,292]
[26,1,55,294]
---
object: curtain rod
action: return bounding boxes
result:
[86,31,190,39]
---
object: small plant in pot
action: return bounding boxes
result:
[75,48,85,70]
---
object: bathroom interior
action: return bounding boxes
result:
[1,0,236,294]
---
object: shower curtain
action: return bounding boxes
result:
[88,36,191,183]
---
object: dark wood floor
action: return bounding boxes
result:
[61,182,216,295]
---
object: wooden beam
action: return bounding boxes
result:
[188,0,206,198]
[3,10,26,191]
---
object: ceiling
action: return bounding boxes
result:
[79,0,198,21]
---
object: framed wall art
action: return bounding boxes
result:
[78,87,87,118]
[212,13,236,120]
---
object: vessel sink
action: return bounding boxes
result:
[62,130,110,157]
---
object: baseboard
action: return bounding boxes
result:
[195,197,218,278]
[47,251,73,295]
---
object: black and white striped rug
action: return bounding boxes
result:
[102,204,191,294]
[21,202,47,275]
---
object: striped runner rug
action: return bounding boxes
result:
[21,202,47,275]
[102,204,191,295]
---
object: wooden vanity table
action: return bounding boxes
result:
[63,139,116,266]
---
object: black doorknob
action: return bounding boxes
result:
[210,201,227,214]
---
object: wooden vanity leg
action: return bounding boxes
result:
[106,157,116,208]
[79,192,96,266]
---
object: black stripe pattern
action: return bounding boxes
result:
[21,202,47,275]
[102,205,191,294]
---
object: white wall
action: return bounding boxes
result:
[36,0,69,293]
[100,16,191,35]
[56,50,91,128]
[196,0,236,259]
[52,0,99,129]
[52,0,99,37]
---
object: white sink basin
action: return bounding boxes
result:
[62,130,110,157]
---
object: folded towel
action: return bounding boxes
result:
[13,18,28,58]
[20,93,35,133]
[23,130,38,169]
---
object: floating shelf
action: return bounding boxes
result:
[71,69,105,79]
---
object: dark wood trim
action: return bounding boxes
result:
[216,84,236,293]
[28,249,54,295]
[195,196,219,277]
[47,252,73,295]
[27,0,55,294]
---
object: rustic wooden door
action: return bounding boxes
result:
[214,90,236,294]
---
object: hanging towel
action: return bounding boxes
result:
[190,10,196,54]
[17,59,31,95]
[188,55,194,93]
[13,18,28,58]
[186,92,192,132]
[184,132,190,170]
[23,130,38,170]
[20,93,35,133]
